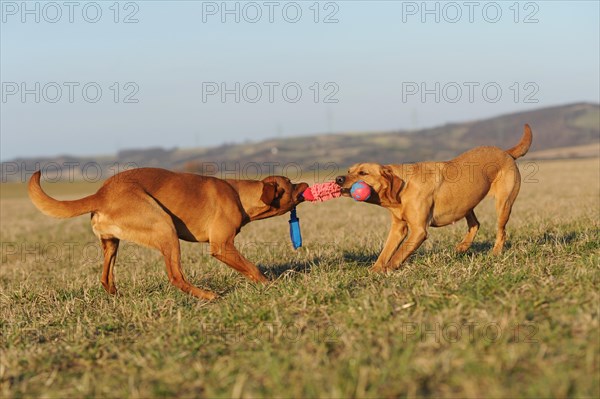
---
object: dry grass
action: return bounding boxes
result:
[1,158,598,398]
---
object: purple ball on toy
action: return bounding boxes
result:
[351,180,372,201]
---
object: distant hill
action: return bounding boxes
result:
[2,103,598,182]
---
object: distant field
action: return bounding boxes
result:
[528,143,600,160]
[1,158,598,398]
[0,180,105,199]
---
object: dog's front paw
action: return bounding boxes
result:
[381,262,403,273]
[203,291,219,301]
[455,242,471,253]
[491,247,503,256]
[101,282,118,295]
[253,273,270,284]
[369,263,386,273]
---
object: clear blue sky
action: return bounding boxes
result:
[1,0,599,160]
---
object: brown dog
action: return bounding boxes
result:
[28,168,308,299]
[336,124,532,271]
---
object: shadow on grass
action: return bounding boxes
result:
[342,240,498,264]
[261,257,317,279]
[534,230,581,245]
[462,230,586,257]
[256,229,591,286]
[459,241,494,255]
[342,251,378,266]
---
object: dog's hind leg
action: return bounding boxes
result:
[100,238,119,294]
[492,168,521,255]
[97,192,217,300]
[455,210,480,253]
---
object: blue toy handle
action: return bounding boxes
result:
[289,208,302,249]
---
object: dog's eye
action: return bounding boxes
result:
[358,171,368,176]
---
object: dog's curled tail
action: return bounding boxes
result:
[506,124,533,159]
[28,171,98,218]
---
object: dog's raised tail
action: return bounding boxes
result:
[506,124,533,159]
[28,171,98,218]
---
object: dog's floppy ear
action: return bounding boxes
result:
[381,166,404,203]
[260,182,278,205]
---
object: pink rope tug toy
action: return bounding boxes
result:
[302,181,342,202]
[288,181,340,249]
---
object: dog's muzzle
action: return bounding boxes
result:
[335,176,352,196]
[295,183,309,203]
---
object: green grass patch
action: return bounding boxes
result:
[1,158,598,398]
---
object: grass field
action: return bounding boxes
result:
[1,158,599,398]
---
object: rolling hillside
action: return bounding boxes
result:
[2,102,598,181]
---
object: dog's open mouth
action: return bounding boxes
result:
[295,183,310,203]
[340,187,351,197]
